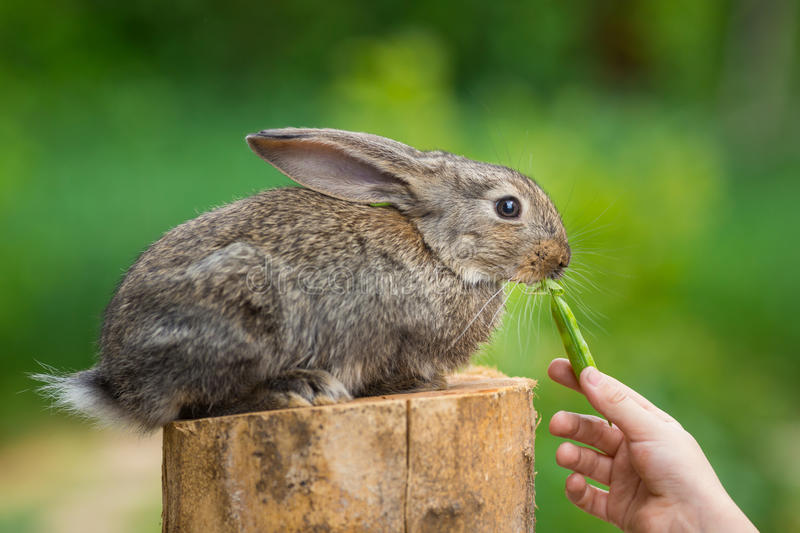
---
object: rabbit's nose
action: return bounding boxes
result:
[529,239,570,280]
[550,244,571,279]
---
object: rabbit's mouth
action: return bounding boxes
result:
[511,239,570,285]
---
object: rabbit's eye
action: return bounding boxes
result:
[495,196,521,218]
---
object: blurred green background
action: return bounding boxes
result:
[1,0,798,531]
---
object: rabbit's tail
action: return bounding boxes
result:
[32,365,130,428]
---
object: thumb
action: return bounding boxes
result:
[579,367,663,442]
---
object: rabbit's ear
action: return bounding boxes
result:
[246,128,424,204]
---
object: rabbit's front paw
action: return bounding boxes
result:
[265,369,352,407]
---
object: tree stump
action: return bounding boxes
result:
[161,367,537,532]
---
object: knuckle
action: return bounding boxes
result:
[574,414,589,439]
[583,447,600,474]
[577,485,593,507]
[606,385,627,406]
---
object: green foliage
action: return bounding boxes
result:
[0,507,38,533]
[1,1,798,531]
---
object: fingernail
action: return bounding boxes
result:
[581,367,602,387]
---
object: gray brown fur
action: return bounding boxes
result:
[36,128,569,431]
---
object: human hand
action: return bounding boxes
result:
[548,358,758,532]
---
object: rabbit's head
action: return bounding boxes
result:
[247,128,569,285]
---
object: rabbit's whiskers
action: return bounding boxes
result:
[448,283,508,349]
[487,283,517,331]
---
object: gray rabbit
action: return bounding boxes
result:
[38,128,570,431]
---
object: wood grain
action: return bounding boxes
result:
[162,367,537,532]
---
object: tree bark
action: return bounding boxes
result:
[162,367,537,532]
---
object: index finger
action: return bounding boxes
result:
[547,357,582,393]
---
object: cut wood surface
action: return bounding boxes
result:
[162,367,537,533]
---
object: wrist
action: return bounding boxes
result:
[696,493,758,533]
